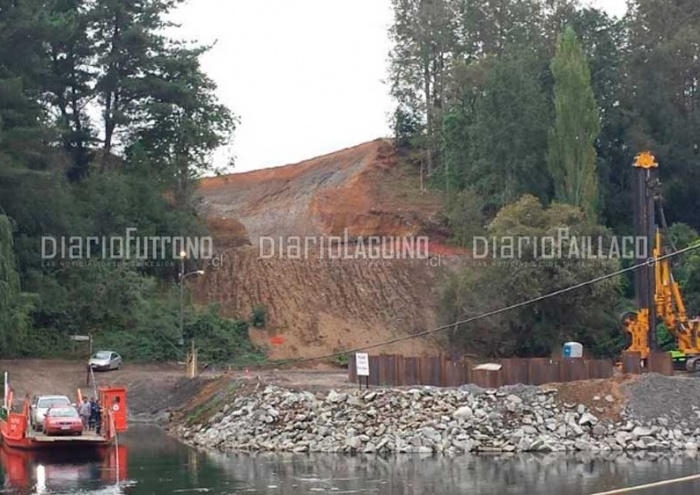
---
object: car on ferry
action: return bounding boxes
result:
[29,395,72,431]
[42,406,83,436]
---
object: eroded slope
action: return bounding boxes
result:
[194,139,452,360]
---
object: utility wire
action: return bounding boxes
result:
[262,240,700,369]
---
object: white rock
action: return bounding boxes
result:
[579,412,599,426]
[632,426,654,438]
[453,405,473,420]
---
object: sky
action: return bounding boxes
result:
[172,0,628,173]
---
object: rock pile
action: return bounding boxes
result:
[173,382,700,454]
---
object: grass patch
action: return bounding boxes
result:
[379,156,444,209]
[183,381,244,427]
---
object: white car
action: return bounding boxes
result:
[30,395,72,431]
[88,350,122,371]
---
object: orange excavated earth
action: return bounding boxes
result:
[194,139,466,360]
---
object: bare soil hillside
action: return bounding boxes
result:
[198,139,448,245]
[194,139,464,360]
[194,247,443,360]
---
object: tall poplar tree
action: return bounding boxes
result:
[547,27,601,219]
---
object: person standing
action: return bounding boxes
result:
[79,398,91,429]
[94,399,103,435]
[88,397,97,430]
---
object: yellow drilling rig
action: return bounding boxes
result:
[622,151,700,371]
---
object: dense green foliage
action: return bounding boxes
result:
[0,215,31,353]
[0,0,262,363]
[440,196,622,357]
[390,0,700,357]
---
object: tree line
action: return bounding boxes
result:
[0,0,263,362]
[388,0,700,357]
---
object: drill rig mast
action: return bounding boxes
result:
[622,152,700,371]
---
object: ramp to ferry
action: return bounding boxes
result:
[26,430,106,444]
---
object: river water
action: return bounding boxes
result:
[1,425,699,494]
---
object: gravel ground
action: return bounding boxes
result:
[623,373,700,422]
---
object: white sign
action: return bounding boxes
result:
[355,353,370,377]
[70,335,91,342]
[472,363,502,371]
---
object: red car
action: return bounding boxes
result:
[42,407,83,436]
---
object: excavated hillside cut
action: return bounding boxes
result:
[194,139,458,360]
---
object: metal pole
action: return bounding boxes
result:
[647,169,658,351]
[90,365,97,398]
[179,263,205,378]
[190,339,196,378]
[179,255,184,347]
[112,412,120,489]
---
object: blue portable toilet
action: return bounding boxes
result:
[563,342,583,358]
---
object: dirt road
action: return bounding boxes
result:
[0,360,213,415]
[0,360,353,416]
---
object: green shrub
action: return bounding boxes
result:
[250,304,267,328]
[330,351,349,368]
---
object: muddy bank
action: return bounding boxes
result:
[128,375,220,423]
[169,373,700,454]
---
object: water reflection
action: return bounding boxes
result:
[205,450,700,495]
[0,426,698,494]
[0,444,125,493]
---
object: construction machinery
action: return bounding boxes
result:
[622,151,700,371]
